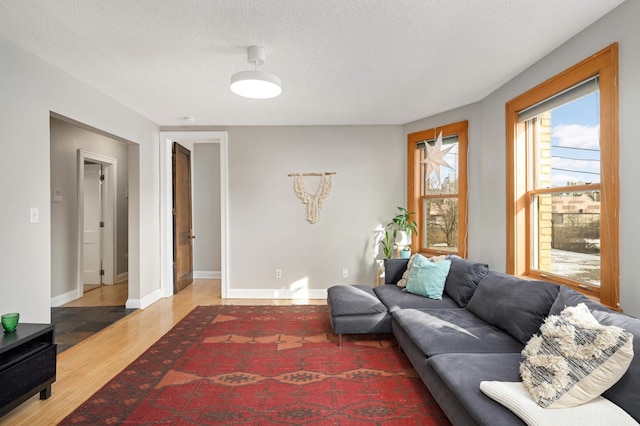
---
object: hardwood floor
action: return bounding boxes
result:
[1,280,326,425]
[68,282,129,307]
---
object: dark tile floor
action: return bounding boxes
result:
[51,306,136,353]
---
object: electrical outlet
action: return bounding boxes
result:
[275,269,282,278]
[342,269,348,278]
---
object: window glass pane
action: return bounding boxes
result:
[420,134,459,196]
[531,191,600,286]
[530,91,600,190]
[422,198,458,252]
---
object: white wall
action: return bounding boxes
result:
[193,143,221,275]
[405,0,640,316]
[222,125,404,297]
[0,36,160,322]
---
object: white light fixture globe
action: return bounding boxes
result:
[231,70,282,99]
[230,46,282,99]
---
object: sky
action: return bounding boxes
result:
[549,91,600,187]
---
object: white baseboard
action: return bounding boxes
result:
[51,288,82,307]
[125,288,163,309]
[116,272,129,283]
[194,270,221,279]
[225,288,327,300]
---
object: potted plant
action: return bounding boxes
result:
[390,207,418,251]
[379,228,394,259]
[379,207,418,258]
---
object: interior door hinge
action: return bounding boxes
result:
[99,221,105,228]
[99,269,105,276]
[99,174,105,182]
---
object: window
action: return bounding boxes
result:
[506,44,619,309]
[408,120,468,257]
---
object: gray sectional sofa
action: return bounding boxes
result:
[327,256,640,426]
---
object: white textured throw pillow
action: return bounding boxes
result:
[396,254,447,288]
[396,254,417,288]
[480,381,638,426]
[520,303,634,408]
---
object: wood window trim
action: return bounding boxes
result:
[506,44,619,309]
[408,120,468,257]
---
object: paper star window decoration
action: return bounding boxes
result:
[421,131,454,184]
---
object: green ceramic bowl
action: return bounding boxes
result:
[1,313,19,333]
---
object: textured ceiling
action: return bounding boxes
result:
[0,0,626,126]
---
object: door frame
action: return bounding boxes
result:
[159,131,229,298]
[77,150,117,296]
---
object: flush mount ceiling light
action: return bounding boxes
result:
[230,46,282,99]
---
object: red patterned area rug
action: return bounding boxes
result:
[60,305,450,425]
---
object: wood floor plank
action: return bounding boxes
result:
[0,280,326,425]
[65,282,129,307]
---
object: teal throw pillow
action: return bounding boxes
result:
[404,256,451,300]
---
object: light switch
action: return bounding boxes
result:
[30,207,39,224]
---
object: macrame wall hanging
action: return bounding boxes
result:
[288,172,335,224]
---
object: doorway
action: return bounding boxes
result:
[77,150,117,293]
[159,131,229,299]
[83,162,104,290]
[50,116,135,352]
[49,114,132,308]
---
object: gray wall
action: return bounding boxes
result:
[193,143,221,273]
[224,125,404,295]
[50,117,129,298]
[0,35,159,323]
[405,0,640,316]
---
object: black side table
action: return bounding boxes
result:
[0,323,56,417]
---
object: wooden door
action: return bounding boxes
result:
[172,142,194,293]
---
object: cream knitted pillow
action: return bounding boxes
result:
[520,303,634,408]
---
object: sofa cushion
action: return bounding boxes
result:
[393,308,524,357]
[520,304,634,408]
[480,381,638,426]
[329,312,391,336]
[466,271,560,344]
[405,257,451,299]
[429,353,525,426]
[383,258,410,285]
[548,285,613,316]
[593,309,640,423]
[444,255,489,307]
[374,284,459,312]
[327,285,387,316]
